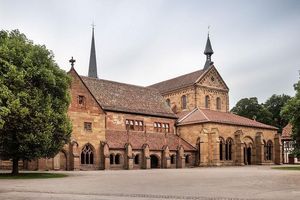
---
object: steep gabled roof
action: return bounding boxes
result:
[149,69,205,94]
[282,123,293,139]
[80,76,177,118]
[178,108,277,130]
[106,130,196,151]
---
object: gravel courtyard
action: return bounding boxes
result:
[0,165,299,200]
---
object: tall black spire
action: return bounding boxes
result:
[88,25,98,78]
[203,34,214,69]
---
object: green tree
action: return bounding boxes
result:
[0,30,72,174]
[264,94,291,132]
[231,97,273,125]
[281,80,300,156]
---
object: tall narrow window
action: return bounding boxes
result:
[78,95,85,106]
[115,154,121,164]
[170,154,176,164]
[266,141,273,160]
[166,99,171,107]
[81,144,94,164]
[219,137,224,161]
[181,95,187,109]
[205,95,210,109]
[225,138,233,161]
[110,154,114,164]
[216,97,221,110]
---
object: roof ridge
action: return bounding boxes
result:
[149,69,204,87]
[80,75,158,91]
[199,108,210,121]
[178,107,198,123]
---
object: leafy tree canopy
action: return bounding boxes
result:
[281,80,300,156]
[264,94,291,132]
[231,97,273,125]
[0,30,72,174]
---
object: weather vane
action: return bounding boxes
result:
[208,25,210,35]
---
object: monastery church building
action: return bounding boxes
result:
[1,29,282,170]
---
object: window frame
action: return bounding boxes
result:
[84,122,92,132]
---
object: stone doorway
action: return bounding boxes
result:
[54,151,67,170]
[150,155,159,168]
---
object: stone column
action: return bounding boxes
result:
[199,131,209,166]
[102,142,110,170]
[274,134,282,165]
[142,144,150,169]
[162,146,170,168]
[125,143,133,170]
[211,128,221,166]
[72,142,80,171]
[177,146,185,168]
[255,132,264,165]
[234,131,244,166]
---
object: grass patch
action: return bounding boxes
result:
[0,172,68,179]
[272,166,300,171]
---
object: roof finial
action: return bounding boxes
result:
[203,29,214,70]
[208,25,210,36]
[69,56,76,68]
[88,23,98,78]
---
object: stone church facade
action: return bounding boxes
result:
[0,31,282,171]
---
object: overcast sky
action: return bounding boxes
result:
[1,0,299,108]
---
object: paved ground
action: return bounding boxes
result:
[0,165,300,200]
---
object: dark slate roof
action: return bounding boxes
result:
[149,69,205,94]
[106,130,196,151]
[80,76,177,118]
[178,108,277,130]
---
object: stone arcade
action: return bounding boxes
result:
[0,30,282,170]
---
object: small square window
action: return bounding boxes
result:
[84,122,92,131]
[78,95,85,106]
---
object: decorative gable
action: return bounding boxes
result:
[196,66,229,91]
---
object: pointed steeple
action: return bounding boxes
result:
[88,25,98,78]
[203,34,214,69]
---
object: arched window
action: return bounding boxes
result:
[263,140,267,161]
[81,144,94,164]
[185,154,190,164]
[216,97,221,110]
[166,99,171,107]
[181,95,187,109]
[266,141,273,160]
[205,95,210,109]
[219,137,225,161]
[134,154,140,165]
[115,154,121,164]
[110,154,114,165]
[170,154,176,164]
[225,138,233,161]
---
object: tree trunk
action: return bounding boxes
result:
[12,158,19,175]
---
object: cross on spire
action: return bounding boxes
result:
[69,56,76,68]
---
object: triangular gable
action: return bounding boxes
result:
[67,67,106,114]
[195,65,229,91]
